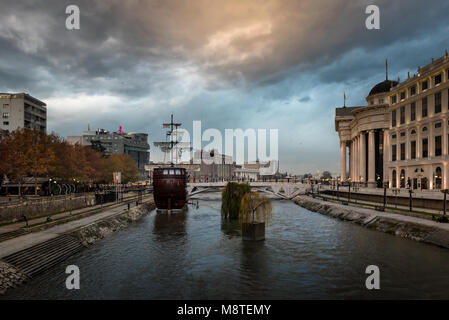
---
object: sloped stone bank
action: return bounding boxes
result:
[70,201,155,246]
[0,261,27,295]
[0,200,155,295]
[293,196,449,249]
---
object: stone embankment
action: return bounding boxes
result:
[293,195,449,249]
[0,200,155,295]
[71,201,155,246]
[0,261,28,295]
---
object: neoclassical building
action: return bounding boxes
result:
[335,51,449,190]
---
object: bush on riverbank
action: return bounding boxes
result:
[221,182,250,219]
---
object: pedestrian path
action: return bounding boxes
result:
[0,197,153,259]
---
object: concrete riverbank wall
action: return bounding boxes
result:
[293,195,449,249]
[0,200,155,295]
[0,195,96,223]
[321,189,448,211]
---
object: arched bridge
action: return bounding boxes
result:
[187,182,309,200]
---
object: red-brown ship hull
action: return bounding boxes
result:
[153,167,187,210]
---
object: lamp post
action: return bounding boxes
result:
[383,182,388,211]
[392,188,400,208]
[408,188,413,212]
[441,189,449,216]
[348,179,351,203]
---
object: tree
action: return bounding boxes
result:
[221,182,251,219]
[239,192,272,226]
[103,154,139,183]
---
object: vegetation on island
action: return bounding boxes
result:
[221,182,251,219]
[239,192,272,227]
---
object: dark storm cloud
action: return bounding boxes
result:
[1,0,449,173]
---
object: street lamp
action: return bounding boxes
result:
[408,188,413,212]
[441,189,449,216]
[392,188,400,208]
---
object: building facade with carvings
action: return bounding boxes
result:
[335,51,449,190]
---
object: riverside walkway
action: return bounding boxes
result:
[0,195,154,259]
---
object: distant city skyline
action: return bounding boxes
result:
[1,0,449,174]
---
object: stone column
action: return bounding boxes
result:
[406,128,410,160]
[360,132,366,184]
[444,117,448,156]
[340,141,347,182]
[368,130,376,188]
[444,163,448,189]
[417,124,421,159]
[383,130,389,185]
[354,136,360,182]
[429,123,434,157]
[349,141,352,181]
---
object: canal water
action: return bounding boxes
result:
[4,195,449,299]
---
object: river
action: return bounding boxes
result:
[4,194,449,299]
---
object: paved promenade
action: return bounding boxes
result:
[0,197,153,259]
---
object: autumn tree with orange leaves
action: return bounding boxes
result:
[0,129,141,192]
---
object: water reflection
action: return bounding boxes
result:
[153,210,187,240]
[220,219,241,238]
[4,198,449,299]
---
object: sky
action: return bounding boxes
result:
[1,0,449,175]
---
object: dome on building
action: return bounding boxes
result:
[368,80,398,96]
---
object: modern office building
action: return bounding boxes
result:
[68,128,150,179]
[335,50,449,190]
[0,93,47,132]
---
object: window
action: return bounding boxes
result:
[392,134,397,139]
[411,129,416,135]
[163,169,168,175]
[435,92,442,114]
[392,170,397,188]
[379,98,384,104]
[400,106,405,124]
[400,91,406,100]
[435,74,442,85]
[435,122,442,129]
[410,86,416,96]
[400,170,406,188]
[422,138,428,158]
[400,131,406,137]
[400,143,406,160]
[422,97,428,117]
[392,110,397,127]
[2,112,9,118]
[411,102,416,121]
[422,80,428,91]
[175,169,181,175]
[422,126,428,132]
[3,104,8,108]
[370,99,374,105]
[435,136,442,156]
[392,145,397,161]
[169,169,174,175]
[411,141,416,159]
[2,121,8,125]
[391,95,397,104]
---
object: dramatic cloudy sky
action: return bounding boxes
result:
[1,0,449,174]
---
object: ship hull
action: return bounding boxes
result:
[153,167,187,210]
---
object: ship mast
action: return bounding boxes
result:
[154,114,183,165]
